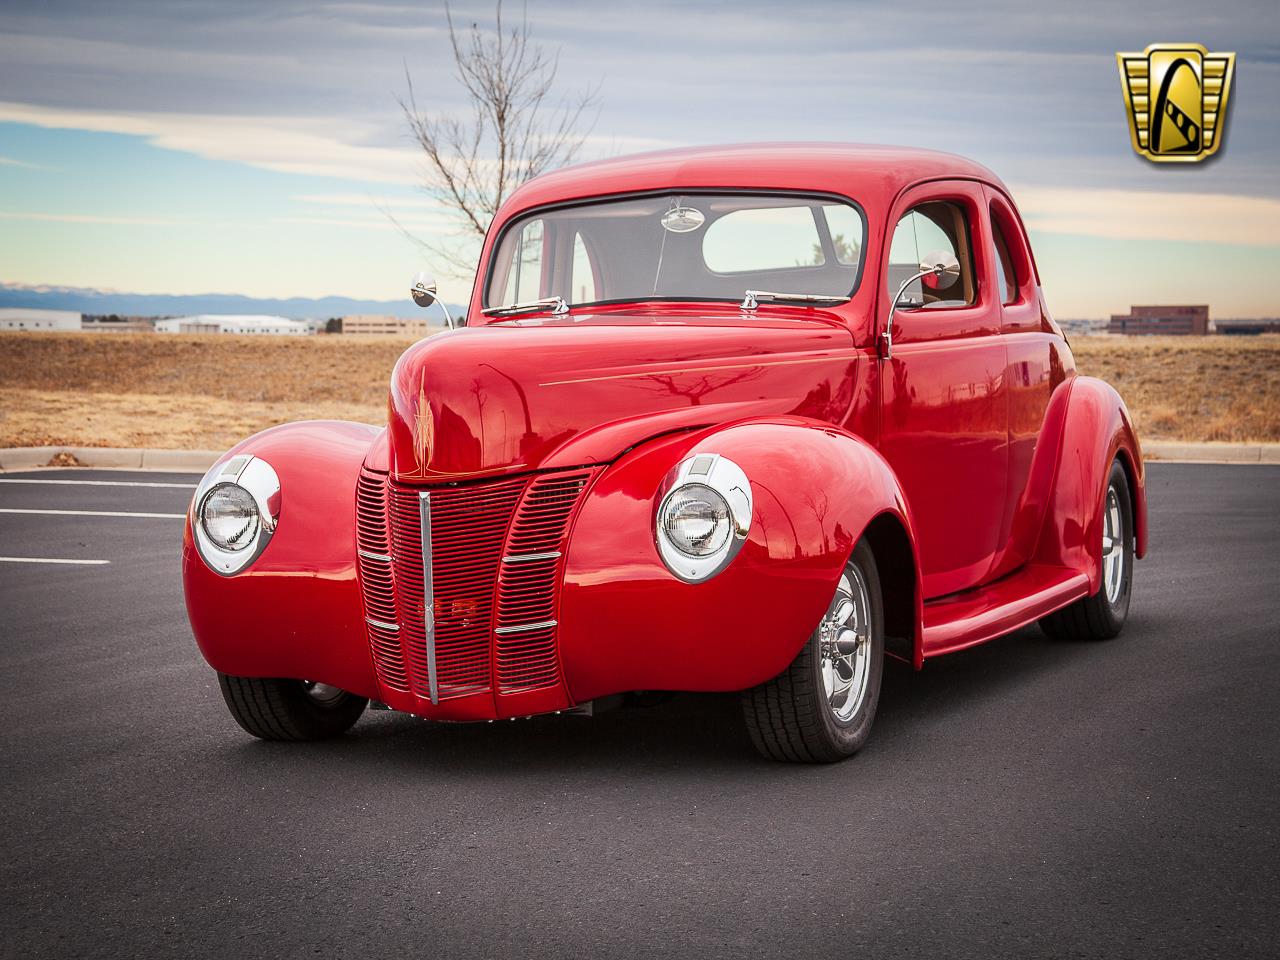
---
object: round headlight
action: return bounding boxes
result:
[660,483,732,557]
[200,483,260,551]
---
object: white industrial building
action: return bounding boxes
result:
[154,315,313,335]
[0,308,82,332]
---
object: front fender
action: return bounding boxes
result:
[182,420,382,698]
[1033,377,1148,592]
[558,417,919,702]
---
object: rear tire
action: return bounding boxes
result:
[741,540,885,762]
[1039,459,1134,641]
[217,674,368,741]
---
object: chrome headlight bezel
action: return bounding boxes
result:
[654,453,752,583]
[191,454,281,576]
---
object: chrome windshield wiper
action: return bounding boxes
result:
[482,296,569,318]
[741,290,847,310]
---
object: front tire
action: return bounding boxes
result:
[1039,458,1134,641]
[217,674,368,740]
[741,540,885,762]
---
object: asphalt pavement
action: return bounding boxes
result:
[1,464,1276,959]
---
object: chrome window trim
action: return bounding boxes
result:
[191,454,281,577]
[654,454,752,584]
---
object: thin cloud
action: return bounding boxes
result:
[292,192,443,209]
[0,210,181,226]
[0,155,49,169]
[274,214,452,231]
[0,101,420,185]
[1014,186,1280,247]
[288,193,463,243]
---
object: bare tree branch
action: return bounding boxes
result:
[397,0,601,267]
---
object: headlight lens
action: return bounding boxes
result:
[191,454,280,576]
[200,483,260,551]
[660,483,732,557]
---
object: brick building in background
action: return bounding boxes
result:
[338,314,429,336]
[1108,304,1210,335]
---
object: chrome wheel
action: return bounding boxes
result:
[1102,485,1125,604]
[301,681,345,707]
[817,567,872,723]
[741,540,884,762]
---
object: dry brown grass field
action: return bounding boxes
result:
[1,332,1276,450]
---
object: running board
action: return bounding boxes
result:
[922,564,1090,659]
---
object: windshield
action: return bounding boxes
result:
[484,193,865,311]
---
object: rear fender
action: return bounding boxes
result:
[558,417,922,701]
[1033,377,1148,591]
[182,420,382,698]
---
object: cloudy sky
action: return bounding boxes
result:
[0,0,1277,316]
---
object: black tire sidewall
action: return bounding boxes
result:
[1100,460,1135,628]
[218,673,368,740]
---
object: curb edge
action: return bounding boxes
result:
[1,441,1276,473]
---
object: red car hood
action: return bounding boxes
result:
[384,311,857,482]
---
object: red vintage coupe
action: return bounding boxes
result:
[183,144,1146,762]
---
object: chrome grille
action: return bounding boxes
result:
[355,468,595,706]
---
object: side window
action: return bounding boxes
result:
[571,233,597,304]
[887,201,975,308]
[499,218,545,303]
[990,211,1019,305]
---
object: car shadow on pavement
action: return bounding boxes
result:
[212,619,1148,778]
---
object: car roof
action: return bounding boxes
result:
[501,142,1007,217]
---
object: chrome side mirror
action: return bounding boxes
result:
[410,272,438,308]
[918,250,961,291]
[410,272,458,329]
[881,251,962,360]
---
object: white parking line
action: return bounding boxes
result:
[0,478,195,489]
[0,508,185,519]
[0,557,111,565]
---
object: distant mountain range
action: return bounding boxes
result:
[0,283,463,321]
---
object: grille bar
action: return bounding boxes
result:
[418,491,438,705]
[495,619,558,635]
